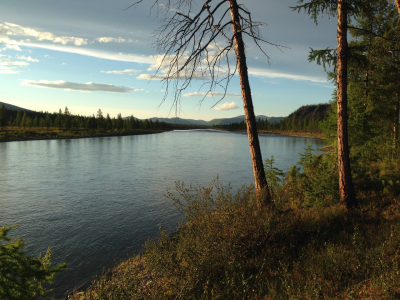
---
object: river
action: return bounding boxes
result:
[0,129,325,298]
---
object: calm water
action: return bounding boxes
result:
[0,130,325,298]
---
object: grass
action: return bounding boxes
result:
[69,173,400,299]
[0,127,167,142]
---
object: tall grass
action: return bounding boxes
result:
[72,171,400,299]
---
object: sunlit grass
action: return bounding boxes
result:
[70,174,400,299]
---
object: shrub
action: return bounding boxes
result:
[0,224,66,300]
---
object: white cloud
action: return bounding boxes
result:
[5,44,21,51]
[16,55,39,62]
[96,37,128,43]
[214,102,239,111]
[0,68,20,74]
[3,22,89,46]
[138,53,209,81]
[21,80,135,93]
[0,61,29,66]
[137,73,165,80]
[248,67,328,83]
[13,41,155,64]
[183,92,242,98]
[102,69,140,74]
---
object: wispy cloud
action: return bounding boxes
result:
[137,73,165,80]
[248,67,328,83]
[214,102,239,111]
[3,22,89,46]
[137,53,209,81]
[21,80,135,93]
[5,44,21,51]
[16,55,39,62]
[102,69,140,74]
[0,54,32,74]
[0,67,20,74]
[0,22,150,64]
[96,37,132,43]
[14,42,155,64]
[0,61,29,66]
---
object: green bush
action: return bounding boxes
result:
[0,224,66,300]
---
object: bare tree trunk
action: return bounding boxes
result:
[337,0,358,209]
[396,52,400,151]
[228,0,271,204]
[396,0,400,15]
[394,103,399,150]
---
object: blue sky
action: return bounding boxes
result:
[0,0,337,120]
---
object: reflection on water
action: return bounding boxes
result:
[0,130,324,297]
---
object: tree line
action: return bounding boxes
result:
[214,115,324,133]
[0,105,168,132]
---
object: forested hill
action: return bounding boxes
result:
[213,103,330,133]
[287,104,331,121]
[0,102,34,113]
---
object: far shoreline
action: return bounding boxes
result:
[0,128,169,143]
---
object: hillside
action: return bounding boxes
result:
[0,101,35,113]
[287,103,331,121]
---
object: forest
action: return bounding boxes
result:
[0,105,170,142]
[214,103,330,134]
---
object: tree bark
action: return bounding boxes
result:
[228,0,271,204]
[395,0,400,15]
[394,103,399,150]
[337,0,358,209]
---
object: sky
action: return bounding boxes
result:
[0,0,338,121]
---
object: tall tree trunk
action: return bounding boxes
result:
[396,52,400,150]
[228,0,271,205]
[396,0,400,15]
[337,0,358,209]
[394,103,399,150]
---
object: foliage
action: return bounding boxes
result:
[0,103,7,130]
[0,224,66,300]
[263,155,284,194]
[281,144,339,208]
[74,177,400,299]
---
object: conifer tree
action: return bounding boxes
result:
[44,113,52,131]
[0,103,7,130]
[294,0,358,208]
[15,110,22,128]
[20,112,27,129]
[0,225,66,299]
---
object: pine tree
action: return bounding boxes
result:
[0,225,66,299]
[15,110,22,128]
[0,103,7,130]
[294,0,358,209]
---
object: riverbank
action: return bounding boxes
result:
[0,128,168,142]
[69,180,400,299]
[213,128,325,140]
[259,129,325,139]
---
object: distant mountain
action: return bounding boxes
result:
[206,115,284,125]
[0,102,35,113]
[148,115,285,126]
[148,117,208,125]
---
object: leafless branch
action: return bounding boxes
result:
[128,0,281,116]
